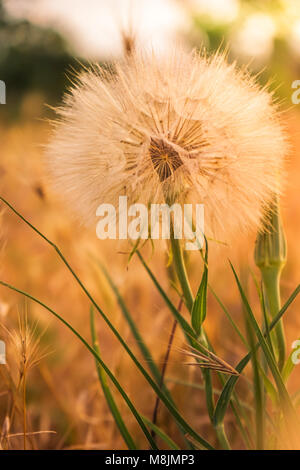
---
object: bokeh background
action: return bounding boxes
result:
[0,0,299,450]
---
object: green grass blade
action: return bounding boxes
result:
[214,283,300,427]
[169,236,194,312]
[87,283,214,449]
[94,259,162,384]
[90,306,137,450]
[209,285,248,348]
[2,278,214,449]
[230,262,295,409]
[230,263,300,446]
[0,280,158,449]
[136,250,216,440]
[257,363,277,404]
[141,416,180,450]
[282,337,300,383]
[89,268,191,447]
[0,197,214,450]
[214,353,251,426]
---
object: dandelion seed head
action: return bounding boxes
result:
[47,48,287,240]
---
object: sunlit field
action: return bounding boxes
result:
[0,113,299,449]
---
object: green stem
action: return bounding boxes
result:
[170,235,194,312]
[170,235,231,449]
[215,424,231,450]
[261,267,286,371]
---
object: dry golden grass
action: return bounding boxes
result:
[0,113,299,449]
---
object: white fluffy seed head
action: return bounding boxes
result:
[46,48,287,241]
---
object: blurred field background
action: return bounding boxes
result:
[0,0,299,450]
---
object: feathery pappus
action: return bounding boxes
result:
[47,48,287,240]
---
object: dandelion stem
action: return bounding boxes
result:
[169,232,231,449]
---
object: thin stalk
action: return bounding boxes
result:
[23,373,27,451]
[151,315,178,440]
[215,424,230,450]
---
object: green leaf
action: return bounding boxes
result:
[90,306,137,450]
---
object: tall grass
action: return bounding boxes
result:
[0,194,299,450]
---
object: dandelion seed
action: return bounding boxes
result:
[47,48,287,240]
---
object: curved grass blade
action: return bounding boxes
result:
[209,285,248,348]
[94,259,161,384]
[93,263,193,448]
[244,315,264,449]
[140,244,251,449]
[191,241,208,336]
[0,198,214,450]
[141,416,180,450]
[282,337,300,383]
[214,283,300,426]
[258,363,277,404]
[90,306,137,450]
[136,250,222,444]
[0,280,157,449]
